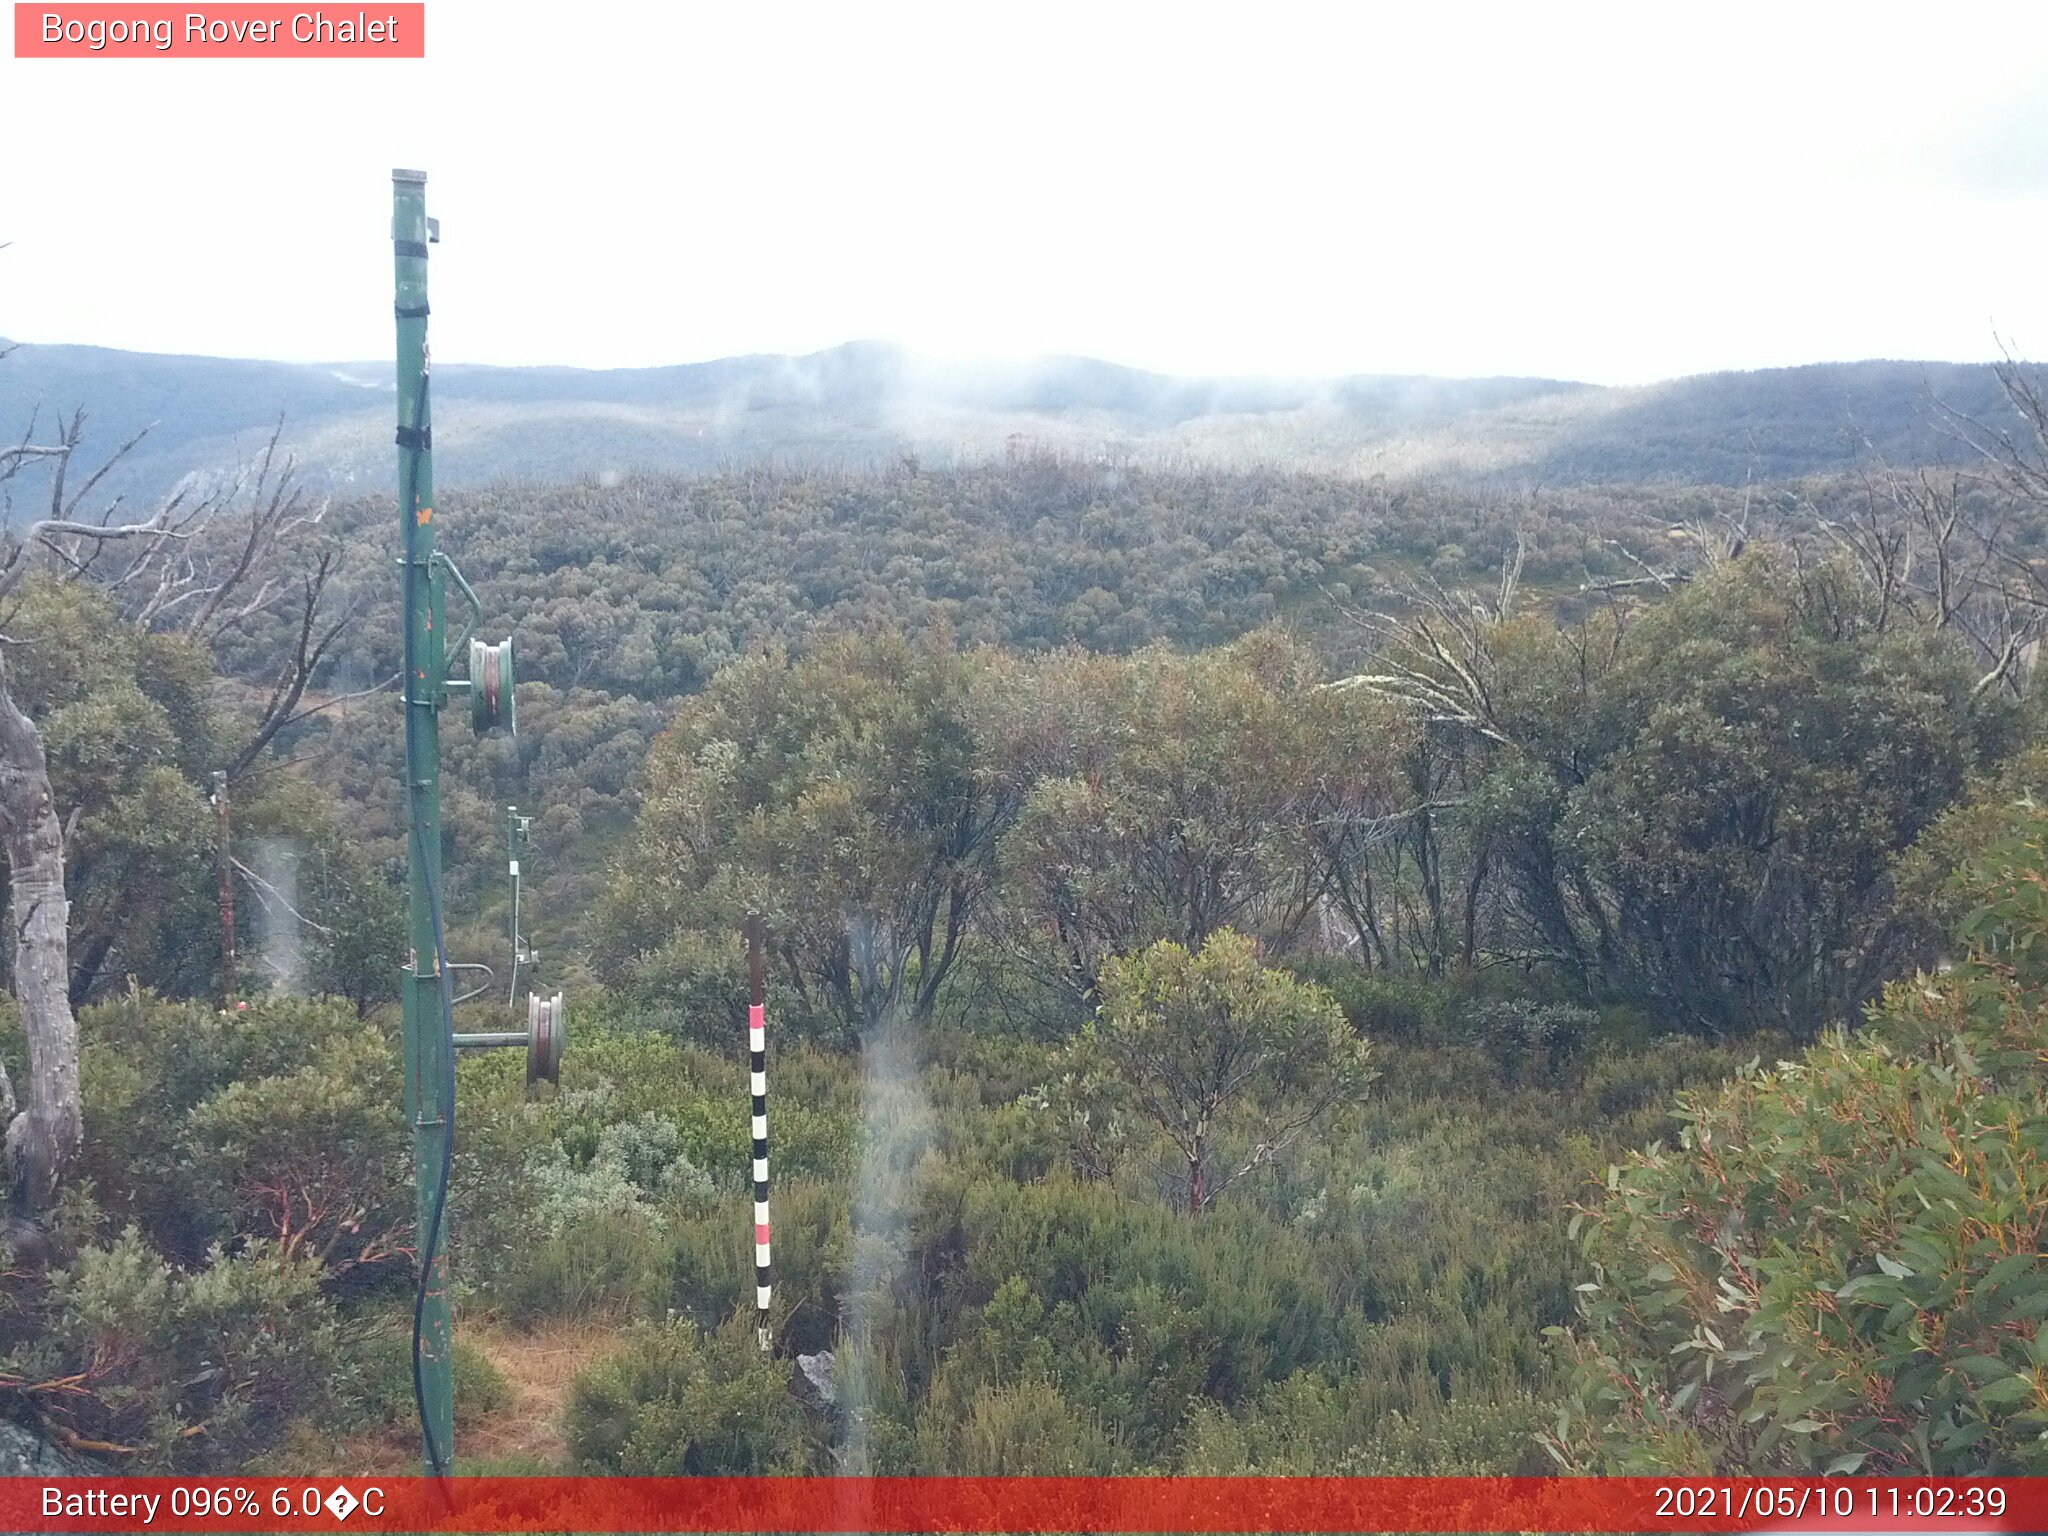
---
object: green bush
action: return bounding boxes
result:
[515,952,1756,1473]
[495,1207,672,1327]
[1285,960,1445,1042]
[1340,1394,1551,1475]
[1892,744,2048,946]
[0,994,418,1469]
[1549,799,2048,1473]
[914,1373,1123,1473]
[913,1173,1342,1460]
[1090,930,1373,1215]
[669,1177,848,1350]
[566,1319,821,1473]
[1577,1033,1768,1120]
[1,1230,368,1471]
[452,1336,514,1423]
[77,992,408,1268]
[1461,999,1596,1085]
[591,928,754,1050]
[181,1029,409,1275]
[454,1022,858,1323]
[1176,1371,1546,1475]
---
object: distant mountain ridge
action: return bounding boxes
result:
[0,338,2018,504]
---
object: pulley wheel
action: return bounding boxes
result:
[527,990,564,1086]
[470,636,517,736]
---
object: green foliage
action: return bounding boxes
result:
[1565,556,2007,1029]
[1001,634,1409,990]
[1,582,225,1002]
[1090,930,1373,1212]
[1550,795,2048,1473]
[1462,999,1596,1086]
[1284,959,1446,1042]
[920,1175,1343,1460]
[299,859,406,1016]
[488,1107,719,1326]
[1387,554,2020,1033]
[492,1185,672,1328]
[566,1319,821,1473]
[182,1029,409,1273]
[600,629,1409,1045]
[300,457,1799,945]
[914,1373,1123,1473]
[1178,1377,1549,1474]
[76,992,409,1270]
[0,991,410,1467]
[596,630,1012,1040]
[354,1323,511,1434]
[452,1026,856,1325]
[224,774,406,1015]
[0,581,400,1009]
[25,438,2041,1479]
[1,1229,368,1471]
[493,986,1732,1476]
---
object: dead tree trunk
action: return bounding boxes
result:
[0,669,78,1221]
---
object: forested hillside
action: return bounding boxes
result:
[0,337,2018,506]
[4,363,2048,1478]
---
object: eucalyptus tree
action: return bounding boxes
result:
[1089,929,1373,1214]
[1339,547,2008,1032]
[997,632,1409,999]
[603,629,1019,1042]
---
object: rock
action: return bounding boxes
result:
[0,1419,94,1476]
[792,1350,837,1408]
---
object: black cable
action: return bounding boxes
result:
[409,820,458,1481]
[399,360,458,1482]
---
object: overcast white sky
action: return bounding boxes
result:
[2,1,2045,385]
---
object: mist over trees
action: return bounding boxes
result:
[0,338,2024,505]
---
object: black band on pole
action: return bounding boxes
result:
[395,302,431,319]
[394,239,431,259]
[396,425,433,451]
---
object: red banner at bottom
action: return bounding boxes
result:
[7,1476,2035,1533]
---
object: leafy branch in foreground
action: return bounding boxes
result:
[1548,795,2048,1474]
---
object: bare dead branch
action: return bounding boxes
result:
[230,856,337,937]
[226,554,354,781]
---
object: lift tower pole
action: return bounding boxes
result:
[393,166,454,1478]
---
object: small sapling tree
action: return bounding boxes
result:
[1089,929,1373,1214]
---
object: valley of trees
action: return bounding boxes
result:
[0,339,2021,507]
[4,362,2048,1478]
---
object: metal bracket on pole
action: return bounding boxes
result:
[447,961,495,1007]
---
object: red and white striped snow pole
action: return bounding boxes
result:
[745,913,772,1352]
